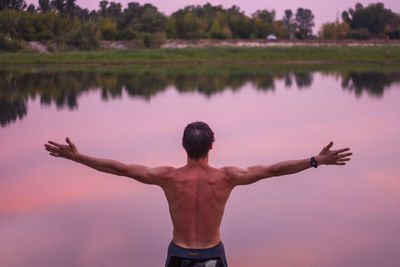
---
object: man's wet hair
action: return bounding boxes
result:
[182,121,215,159]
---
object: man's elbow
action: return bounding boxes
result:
[268,165,281,177]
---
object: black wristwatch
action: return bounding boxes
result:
[310,157,318,168]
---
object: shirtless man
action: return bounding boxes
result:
[44,121,352,267]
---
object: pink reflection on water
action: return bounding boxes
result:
[0,165,146,214]
[1,73,400,266]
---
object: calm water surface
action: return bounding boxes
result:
[1,66,400,267]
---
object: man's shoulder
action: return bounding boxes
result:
[148,165,176,178]
[219,166,247,175]
[218,166,248,182]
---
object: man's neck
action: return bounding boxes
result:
[186,155,209,168]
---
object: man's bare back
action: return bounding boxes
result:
[160,162,232,248]
[44,121,352,266]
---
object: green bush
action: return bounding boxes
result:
[319,22,336,39]
[115,28,137,40]
[64,24,99,50]
[386,29,400,39]
[185,32,208,39]
[37,30,54,40]
[210,31,228,40]
[142,32,166,48]
[0,34,22,51]
[0,11,35,41]
[346,28,371,40]
[102,28,117,40]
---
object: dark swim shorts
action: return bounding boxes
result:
[165,241,228,267]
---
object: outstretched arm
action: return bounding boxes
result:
[224,142,352,186]
[44,137,171,185]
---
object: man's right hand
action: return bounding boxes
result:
[316,141,352,166]
[44,137,79,160]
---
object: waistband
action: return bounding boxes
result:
[168,241,225,259]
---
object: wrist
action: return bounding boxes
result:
[314,155,324,165]
[70,152,82,161]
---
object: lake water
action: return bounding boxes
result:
[1,65,400,267]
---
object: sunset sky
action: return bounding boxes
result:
[26,0,400,31]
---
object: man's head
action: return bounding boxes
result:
[182,121,215,159]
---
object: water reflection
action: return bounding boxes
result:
[0,98,26,127]
[1,66,400,127]
[341,72,399,97]
[1,65,400,267]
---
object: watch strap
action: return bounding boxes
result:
[310,157,318,168]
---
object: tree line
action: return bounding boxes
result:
[0,0,399,51]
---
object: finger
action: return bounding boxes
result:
[334,148,350,154]
[334,162,346,165]
[45,144,59,149]
[45,144,58,150]
[338,152,352,158]
[48,141,63,148]
[66,137,72,146]
[323,141,333,152]
[337,158,351,162]
[46,143,69,153]
[66,137,77,150]
[49,152,60,157]
[45,146,59,152]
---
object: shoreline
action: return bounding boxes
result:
[160,39,400,48]
[1,46,400,65]
[2,59,400,66]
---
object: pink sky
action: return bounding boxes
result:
[26,0,400,31]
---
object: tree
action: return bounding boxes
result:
[0,0,27,11]
[252,17,270,38]
[98,0,108,17]
[107,2,121,17]
[139,4,166,33]
[252,9,275,38]
[282,9,295,39]
[209,17,224,39]
[0,10,35,40]
[253,9,275,24]
[38,0,50,12]
[227,6,252,39]
[27,3,35,12]
[74,7,90,20]
[342,3,397,35]
[273,20,289,39]
[51,0,65,15]
[177,11,196,38]
[123,2,143,23]
[295,8,314,39]
[98,17,117,39]
[65,0,75,16]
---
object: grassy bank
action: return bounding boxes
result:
[1,46,400,65]
[3,62,400,73]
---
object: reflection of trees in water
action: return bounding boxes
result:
[174,73,238,96]
[284,73,292,87]
[341,72,400,97]
[283,72,314,89]
[252,73,275,91]
[0,69,398,127]
[0,70,95,110]
[0,98,27,127]
[294,72,314,88]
